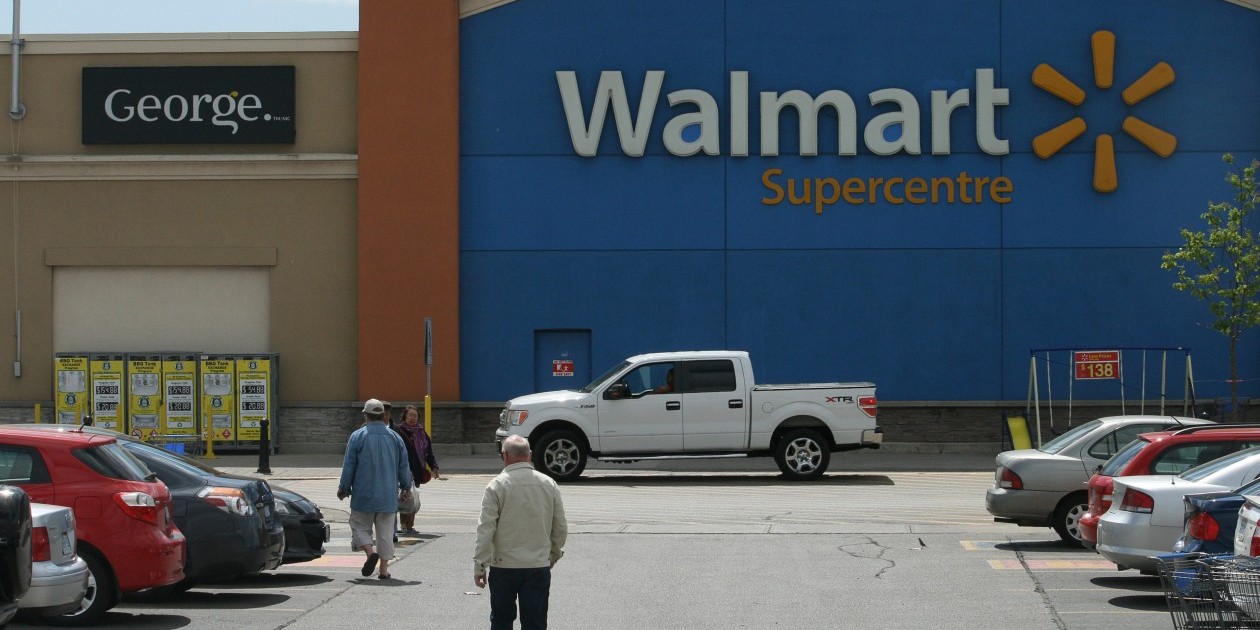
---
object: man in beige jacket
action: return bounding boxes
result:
[474,435,568,630]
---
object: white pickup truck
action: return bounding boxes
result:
[496,350,881,481]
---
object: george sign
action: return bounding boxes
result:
[82,66,296,145]
[1074,350,1121,380]
[552,359,575,377]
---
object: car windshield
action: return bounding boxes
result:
[1100,438,1148,476]
[1039,420,1104,454]
[579,361,629,393]
[119,441,220,476]
[1236,475,1260,496]
[1182,446,1260,482]
[74,441,155,482]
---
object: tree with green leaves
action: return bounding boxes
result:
[1162,154,1260,422]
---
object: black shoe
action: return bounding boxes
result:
[378,573,392,580]
[393,536,399,543]
[361,552,379,577]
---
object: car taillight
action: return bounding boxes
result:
[114,491,160,525]
[1188,512,1220,542]
[198,487,256,516]
[997,467,1023,490]
[1251,533,1260,558]
[858,396,877,418]
[31,526,50,562]
[1120,489,1154,514]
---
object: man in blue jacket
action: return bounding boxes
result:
[337,398,413,579]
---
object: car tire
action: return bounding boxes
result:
[48,548,114,626]
[1053,493,1088,547]
[532,430,588,482]
[774,429,831,481]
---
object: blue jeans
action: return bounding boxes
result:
[489,566,551,630]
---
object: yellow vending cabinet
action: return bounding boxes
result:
[127,354,162,441]
[161,355,198,440]
[89,354,126,432]
[199,355,236,446]
[53,354,89,425]
[235,356,274,445]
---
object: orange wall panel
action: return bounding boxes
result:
[358,0,461,402]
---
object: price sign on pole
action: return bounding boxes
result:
[1074,350,1121,380]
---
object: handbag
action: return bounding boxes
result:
[398,488,421,514]
[419,466,432,485]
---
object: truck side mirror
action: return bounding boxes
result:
[604,383,629,400]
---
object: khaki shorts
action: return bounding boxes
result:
[349,510,395,558]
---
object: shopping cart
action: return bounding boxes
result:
[1157,553,1260,629]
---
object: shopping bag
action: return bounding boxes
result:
[398,489,421,514]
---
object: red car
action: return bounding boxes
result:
[0,427,185,624]
[1079,425,1260,547]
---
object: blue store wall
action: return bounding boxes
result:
[458,0,1260,402]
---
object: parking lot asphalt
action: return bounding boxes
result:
[206,447,1000,481]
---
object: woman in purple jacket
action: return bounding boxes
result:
[394,405,440,535]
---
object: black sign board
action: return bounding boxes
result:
[82,66,296,145]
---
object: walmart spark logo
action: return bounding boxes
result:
[1032,30,1176,193]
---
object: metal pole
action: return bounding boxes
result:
[256,418,271,474]
[9,0,23,120]
[424,317,433,435]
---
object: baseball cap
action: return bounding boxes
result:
[362,399,385,415]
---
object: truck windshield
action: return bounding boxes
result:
[580,361,629,393]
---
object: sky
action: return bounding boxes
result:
[4,0,358,35]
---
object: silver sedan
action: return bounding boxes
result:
[986,415,1211,546]
[19,503,87,618]
[1098,446,1260,573]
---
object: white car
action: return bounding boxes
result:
[1097,446,1260,574]
[19,503,88,617]
[1235,487,1260,558]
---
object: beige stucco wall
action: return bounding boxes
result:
[0,33,359,406]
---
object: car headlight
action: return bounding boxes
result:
[509,410,529,425]
[198,487,256,516]
[274,499,292,516]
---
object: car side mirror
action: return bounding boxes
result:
[604,383,629,400]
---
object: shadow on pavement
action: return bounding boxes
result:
[202,572,334,589]
[1091,575,1163,591]
[572,473,894,486]
[1107,593,1170,611]
[993,540,1082,552]
[85,612,192,628]
[130,591,291,610]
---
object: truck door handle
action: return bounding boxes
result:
[666,401,681,411]
[729,400,743,408]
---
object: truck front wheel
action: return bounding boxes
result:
[533,430,588,482]
[774,429,831,481]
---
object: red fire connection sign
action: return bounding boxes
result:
[552,359,574,377]
[1074,350,1120,380]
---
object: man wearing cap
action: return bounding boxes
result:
[337,398,413,580]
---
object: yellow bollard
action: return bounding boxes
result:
[203,425,216,459]
[424,394,432,435]
[33,403,40,424]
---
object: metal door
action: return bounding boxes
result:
[534,329,592,393]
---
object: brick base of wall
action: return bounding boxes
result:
[0,399,1237,455]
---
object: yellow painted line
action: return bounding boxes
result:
[988,559,1115,570]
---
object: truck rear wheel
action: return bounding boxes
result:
[774,429,830,481]
[533,430,588,482]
